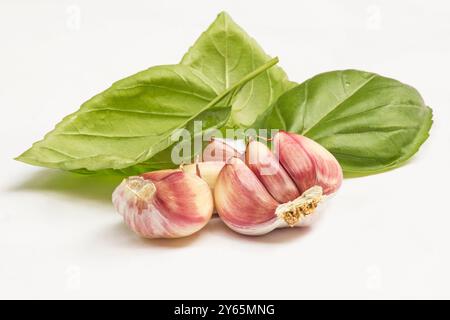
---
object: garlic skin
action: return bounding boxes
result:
[214,157,325,236]
[273,131,343,195]
[112,170,213,239]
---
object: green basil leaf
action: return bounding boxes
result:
[17,59,278,173]
[265,70,433,176]
[70,104,228,175]
[67,105,228,176]
[181,11,295,129]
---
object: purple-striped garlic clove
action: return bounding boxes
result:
[202,138,244,162]
[214,157,280,235]
[214,157,325,236]
[245,139,300,203]
[273,131,343,195]
[112,170,213,239]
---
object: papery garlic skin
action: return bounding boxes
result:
[273,131,343,195]
[214,157,325,236]
[112,170,213,239]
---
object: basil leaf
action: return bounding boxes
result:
[265,70,433,176]
[181,11,295,129]
[70,104,228,175]
[17,59,278,172]
[68,105,228,176]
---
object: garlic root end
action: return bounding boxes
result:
[275,186,323,227]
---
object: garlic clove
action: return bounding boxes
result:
[214,157,281,235]
[112,170,213,239]
[290,133,343,195]
[202,138,244,162]
[273,131,343,195]
[245,139,300,203]
[215,161,325,235]
[181,161,225,192]
[182,161,226,214]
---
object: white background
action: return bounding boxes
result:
[1,0,449,299]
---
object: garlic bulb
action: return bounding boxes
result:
[215,157,324,235]
[112,169,213,239]
[113,131,343,238]
[214,131,343,236]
